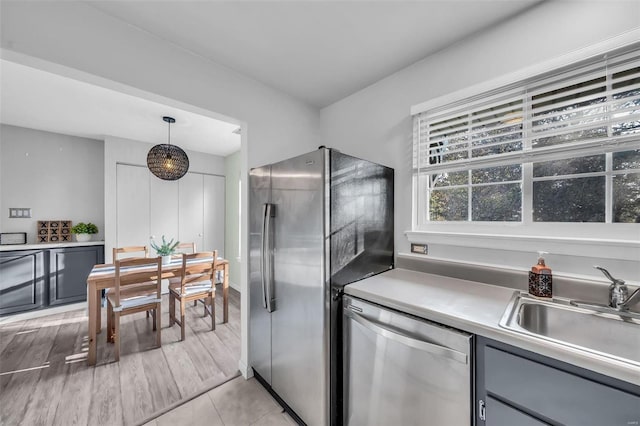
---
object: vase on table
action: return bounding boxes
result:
[162,255,172,265]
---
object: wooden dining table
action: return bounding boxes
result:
[85,256,229,366]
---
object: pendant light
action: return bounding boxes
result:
[147,116,189,181]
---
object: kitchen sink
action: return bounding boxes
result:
[499,292,640,366]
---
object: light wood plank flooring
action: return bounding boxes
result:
[0,287,241,426]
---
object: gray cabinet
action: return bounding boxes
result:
[49,245,104,306]
[0,244,104,316]
[476,336,640,426]
[485,396,547,426]
[0,250,46,315]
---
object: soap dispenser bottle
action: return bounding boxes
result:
[529,251,552,298]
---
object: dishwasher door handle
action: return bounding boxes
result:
[346,309,468,364]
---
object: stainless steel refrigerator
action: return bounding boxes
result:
[249,147,394,426]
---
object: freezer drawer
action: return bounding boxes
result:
[343,295,472,426]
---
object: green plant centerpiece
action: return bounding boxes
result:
[70,222,98,242]
[151,235,180,265]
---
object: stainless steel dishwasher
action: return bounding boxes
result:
[343,295,473,426]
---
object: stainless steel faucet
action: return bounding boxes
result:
[594,266,640,311]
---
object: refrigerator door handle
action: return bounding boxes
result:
[264,203,276,313]
[345,309,468,364]
[260,204,268,309]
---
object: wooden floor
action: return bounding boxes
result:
[0,287,241,426]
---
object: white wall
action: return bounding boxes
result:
[1,1,321,376]
[224,151,242,291]
[320,1,640,282]
[0,124,104,243]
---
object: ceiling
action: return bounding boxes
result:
[1,1,541,155]
[1,60,241,157]
[88,0,542,108]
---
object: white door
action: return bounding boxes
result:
[116,164,150,254]
[115,166,226,264]
[203,174,225,256]
[178,173,204,251]
[150,176,179,249]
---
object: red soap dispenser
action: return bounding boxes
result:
[529,251,552,298]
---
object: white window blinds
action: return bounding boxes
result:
[413,47,640,176]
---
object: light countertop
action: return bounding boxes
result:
[345,268,640,387]
[0,241,105,251]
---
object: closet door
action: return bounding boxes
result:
[150,177,179,247]
[203,174,225,256]
[116,164,150,251]
[179,173,204,251]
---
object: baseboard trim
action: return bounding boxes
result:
[0,302,85,324]
[229,280,240,292]
[238,359,251,378]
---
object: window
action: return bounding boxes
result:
[413,45,640,231]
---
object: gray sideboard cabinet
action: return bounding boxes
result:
[475,336,640,426]
[0,244,104,316]
[0,250,46,315]
[49,245,104,306]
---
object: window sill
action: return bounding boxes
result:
[405,230,640,261]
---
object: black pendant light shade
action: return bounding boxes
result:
[147,116,189,181]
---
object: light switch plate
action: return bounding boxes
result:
[411,243,428,255]
[9,208,31,218]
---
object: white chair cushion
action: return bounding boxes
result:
[171,281,213,296]
[112,295,161,312]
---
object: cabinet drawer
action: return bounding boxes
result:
[485,346,640,425]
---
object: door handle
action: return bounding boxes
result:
[260,204,268,309]
[264,203,276,312]
[345,309,468,364]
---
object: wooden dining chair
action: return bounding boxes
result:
[106,256,163,361]
[169,242,197,303]
[169,251,218,341]
[175,242,196,254]
[113,245,149,262]
[112,245,153,317]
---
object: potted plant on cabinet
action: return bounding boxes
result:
[70,222,98,242]
[150,236,180,265]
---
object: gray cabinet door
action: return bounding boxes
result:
[0,250,46,315]
[49,245,104,306]
[486,396,549,426]
[476,336,640,426]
